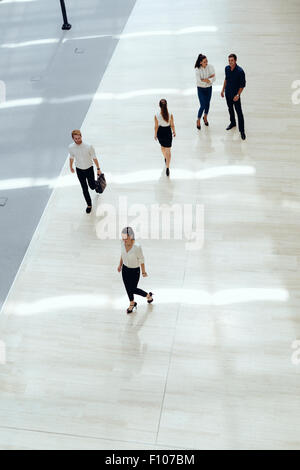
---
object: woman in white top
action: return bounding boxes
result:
[117,227,153,314]
[195,54,216,129]
[154,99,176,177]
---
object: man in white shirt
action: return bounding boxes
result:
[69,130,101,213]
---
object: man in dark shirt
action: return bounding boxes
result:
[221,53,246,140]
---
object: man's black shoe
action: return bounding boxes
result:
[226,123,236,130]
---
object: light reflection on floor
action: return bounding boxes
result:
[9,287,289,316]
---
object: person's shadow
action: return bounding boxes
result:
[155,168,175,205]
[196,127,215,160]
[223,131,247,163]
[119,306,153,378]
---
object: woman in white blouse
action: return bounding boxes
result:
[117,227,153,314]
[195,54,216,129]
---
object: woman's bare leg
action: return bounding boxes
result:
[161,146,167,164]
[166,148,171,168]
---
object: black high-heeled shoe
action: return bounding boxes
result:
[197,120,201,130]
[127,302,137,314]
[147,292,154,304]
[203,117,209,126]
[166,168,170,176]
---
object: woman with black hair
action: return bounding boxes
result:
[154,99,176,176]
[117,227,154,314]
[195,54,216,129]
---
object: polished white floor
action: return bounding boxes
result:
[1,0,300,450]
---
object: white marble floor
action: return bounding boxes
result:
[1,0,300,450]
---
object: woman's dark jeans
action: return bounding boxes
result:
[197,86,212,118]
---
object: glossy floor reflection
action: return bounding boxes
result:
[1,0,300,451]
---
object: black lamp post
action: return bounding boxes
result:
[60,0,72,30]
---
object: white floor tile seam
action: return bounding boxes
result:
[154,301,182,445]
[0,424,188,450]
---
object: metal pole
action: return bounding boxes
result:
[60,0,72,30]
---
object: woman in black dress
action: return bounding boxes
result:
[154,99,176,176]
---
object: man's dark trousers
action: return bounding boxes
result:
[76,166,96,206]
[226,94,245,133]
